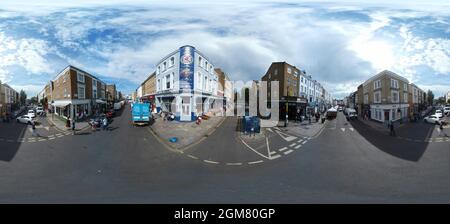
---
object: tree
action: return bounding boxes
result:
[447,99,450,104]
[29,96,38,105]
[19,90,27,106]
[426,90,434,105]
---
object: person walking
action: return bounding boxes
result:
[71,118,76,135]
[102,117,108,131]
[389,120,396,136]
[31,121,38,137]
[439,122,447,137]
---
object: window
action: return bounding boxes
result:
[287,67,292,74]
[391,79,398,88]
[364,94,368,104]
[205,61,208,70]
[166,74,171,89]
[157,79,161,91]
[274,69,278,75]
[203,76,207,90]
[170,57,175,66]
[199,57,202,67]
[92,79,97,87]
[197,73,202,89]
[294,70,298,77]
[403,93,408,103]
[64,88,68,98]
[63,75,66,83]
[404,83,408,91]
[157,66,160,74]
[78,85,85,99]
[374,91,381,103]
[163,62,167,71]
[93,89,97,99]
[77,72,85,83]
[268,73,271,79]
[391,90,399,103]
[301,77,303,83]
[374,80,381,89]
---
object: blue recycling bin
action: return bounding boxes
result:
[242,116,260,134]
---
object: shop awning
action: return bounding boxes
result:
[51,102,71,107]
[96,99,107,104]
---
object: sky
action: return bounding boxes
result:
[0,0,449,99]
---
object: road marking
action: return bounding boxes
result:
[226,162,243,166]
[270,154,281,160]
[297,139,303,143]
[6,139,14,142]
[240,138,271,160]
[248,160,264,164]
[270,151,277,155]
[266,128,273,133]
[266,136,271,159]
[302,140,308,144]
[349,128,354,131]
[28,140,36,142]
[341,128,345,132]
[45,127,49,131]
[275,130,297,142]
[48,135,55,138]
[38,139,46,142]
[187,155,198,160]
[203,160,219,164]
[294,144,302,149]
[278,147,288,152]
[49,137,55,140]
[289,143,297,147]
[57,135,63,138]
[284,149,293,155]
[274,127,281,131]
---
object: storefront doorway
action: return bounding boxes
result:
[384,110,390,121]
[181,96,191,121]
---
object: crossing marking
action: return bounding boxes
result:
[289,143,297,147]
[297,139,303,143]
[48,135,55,138]
[341,128,345,132]
[266,128,274,133]
[38,139,46,142]
[274,127,281,131]
[284,150,293,155]
[49,137,55,140]
[270,151,277,155]
[278,147,288,152]
[294,144,302,149]
[349,128,354,131]
[302,140,308,144]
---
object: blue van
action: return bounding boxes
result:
[131,103,151,125]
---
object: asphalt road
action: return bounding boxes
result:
[1,104,449,203]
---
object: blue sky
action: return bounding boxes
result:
[0,0,449,98]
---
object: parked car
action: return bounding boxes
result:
[35,107,44,115]
[27,110,36,118]
[16,115,35,124]
[435,110,443,118]
[345,108,358,120]
[424,114,445,124]
[443,107,450,115]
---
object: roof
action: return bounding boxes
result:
[363,70,409,86]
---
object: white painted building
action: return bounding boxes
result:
[154,45,219,121]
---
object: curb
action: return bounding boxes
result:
[46,117,91,133]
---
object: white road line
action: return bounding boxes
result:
[302,140,308,144]
[289,143,296,147]
[284,149,293,155]
[204,160,219,164]
[57,135,63,138]
[38,139,46,142]
[297,139,303,143]
[294,144,302,149]
[248,160,264,164]
[275,130,297,142]
[49,137,55,140]
[48,135,55,138]
[226,163,243,166]
[240,139,271,160]
[187,155,198,160]
[341,128,345,132]
[266,128,273,133]
[274,127,281,131]
[270,154,281,160]
[278,147,288,152]
[266,136,271,159]
[349,128,354,131]
[28,140,36,143]
[270,151,277,155]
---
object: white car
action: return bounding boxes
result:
[17,115,35,124]
[36,107,44,115]
[444,107,450,115]
[424,115,444,124]
[27,110,36,118]
[435,110,443,118]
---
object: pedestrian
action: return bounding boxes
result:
[31,121,38,137]
[389,121,396,136]
[102,117,108,131]
[71,118,76,135]
[439,122,447,137]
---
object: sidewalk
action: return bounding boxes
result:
[46,114,89,132]
[150,115,225,151]
[358,118,406,135]
[277,119,326,137]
